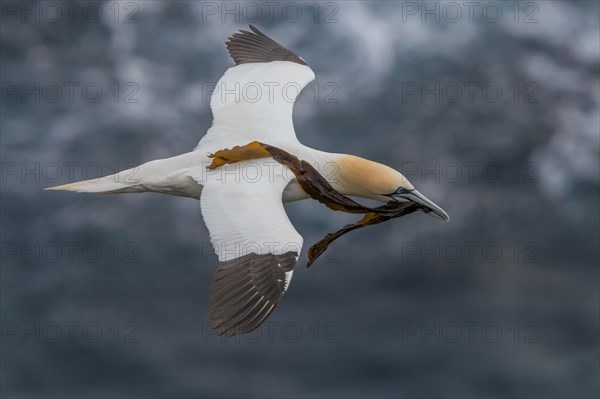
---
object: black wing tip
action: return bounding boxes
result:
[225,25,307,66]
[210,305,275,336]
[207,251,298,336]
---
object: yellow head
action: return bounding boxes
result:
[336,155,449,220]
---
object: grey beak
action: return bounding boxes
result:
[392,189,450,221]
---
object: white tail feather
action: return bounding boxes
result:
[44,151,204,198]
[44,173,140,194]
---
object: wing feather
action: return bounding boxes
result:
[200,162,302,335]
[226,25,307,66]
[195,26,315,148]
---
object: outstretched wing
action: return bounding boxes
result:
[196,25,315,148]
[200,161,303,336]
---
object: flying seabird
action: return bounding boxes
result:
[46,25,449,336]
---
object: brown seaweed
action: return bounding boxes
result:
[208,141,426,267]
[306,202,421,268]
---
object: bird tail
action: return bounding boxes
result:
[44,165,144,194]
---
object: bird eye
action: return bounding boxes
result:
[386,187,409,197]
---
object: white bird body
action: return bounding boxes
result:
[47,26,448,336]
[55,139,338,201]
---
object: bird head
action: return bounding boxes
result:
[336,155,449,221]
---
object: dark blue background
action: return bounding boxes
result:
[1,1,599,397]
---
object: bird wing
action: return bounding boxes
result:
[200,161,303,336]
[196,25,315,148]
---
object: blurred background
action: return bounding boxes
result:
[1,0,599,397]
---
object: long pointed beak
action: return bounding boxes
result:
[392,189,450,221]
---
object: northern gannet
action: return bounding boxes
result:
[47,26,449,336]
